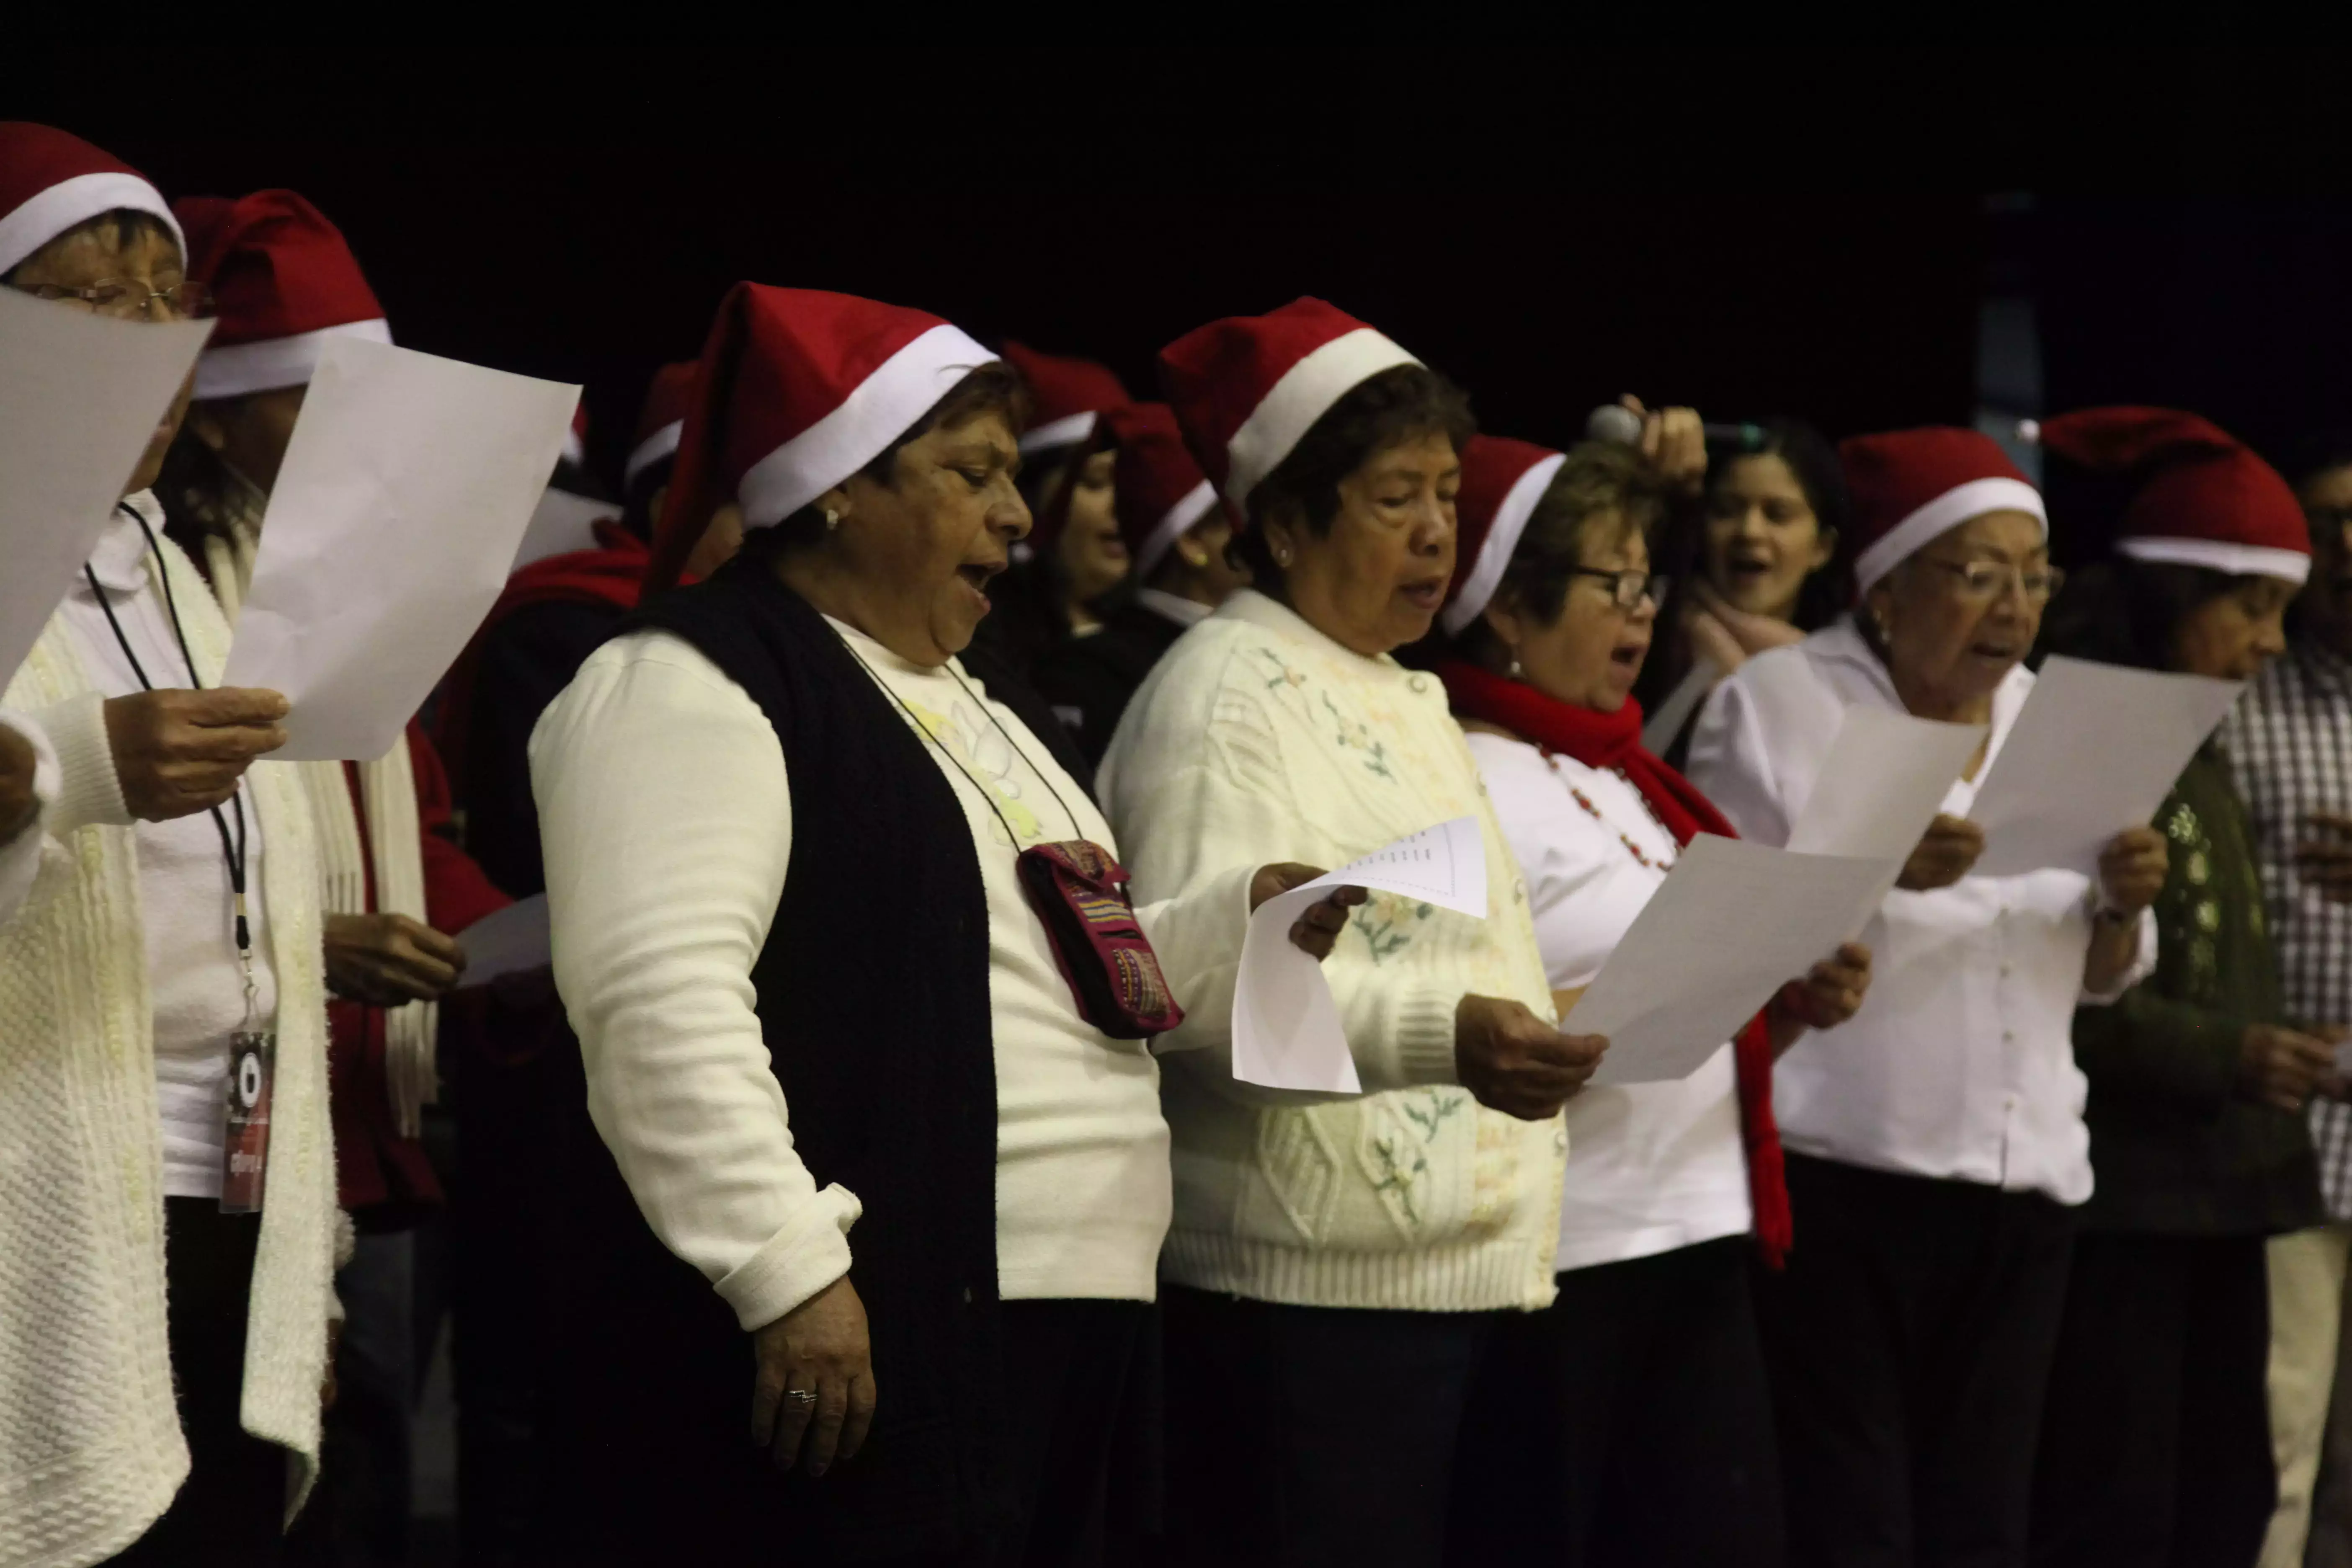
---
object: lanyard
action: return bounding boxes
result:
[840,639,1082,847]
[84,504,259,1027]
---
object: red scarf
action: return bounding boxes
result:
[1437,658,1792,1266]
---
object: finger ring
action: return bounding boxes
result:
[784,1389,818,1407]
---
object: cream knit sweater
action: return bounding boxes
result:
[1099,591,1566,1313]
[0,529,336,1568]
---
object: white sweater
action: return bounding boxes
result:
[1099,591,1567,1313]
[0,519,335,1567]
[530,623,1257,1331]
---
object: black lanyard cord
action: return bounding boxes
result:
[86,503,252,953]
[840,638,1082,846]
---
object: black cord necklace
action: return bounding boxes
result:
[85,503,256,984]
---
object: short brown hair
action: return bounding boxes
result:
[1235,363,1475,582]
[1451,441,1667,663]
[0,207,179,284]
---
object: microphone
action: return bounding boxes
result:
[1584,403,1767,453]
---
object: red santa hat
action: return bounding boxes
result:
[1840,426,2048,595]
[1441,434,1568,637]
[1159,297,1421,515]
[2031,406,2310,585]
[1101,401,1219,578]
[1001,341,1129,458]
[647,281,998,591]
[0,121,184,279]
[174,188,390,400]
[624,359,699,489]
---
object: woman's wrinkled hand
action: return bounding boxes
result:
[2297,812,2352,904]
[1897,814,1985,892]
[1249,863,1369,963]
[325,912,465,1006]
[2240,1023,2340,1112]
[1455,994,1607,1120]
[103,687,288,822]
[0,721,38,845]
[2096,826,2169,916]
[1771,942,1875,1033]
[750,1275,876,1478]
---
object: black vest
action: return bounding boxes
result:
[557,557,1092,1558]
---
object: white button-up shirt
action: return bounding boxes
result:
[1685,618,2151,1205]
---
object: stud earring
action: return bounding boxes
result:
[1509,654,1524,681]
[823,507,841,531]
[1274,546,1293,568]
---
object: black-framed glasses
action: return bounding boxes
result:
[12,278,213,320]
[1565,567,1665,610]
[1918,557,2063,604]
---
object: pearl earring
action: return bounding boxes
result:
[823,508,841,531]
[1509,655,1524,680]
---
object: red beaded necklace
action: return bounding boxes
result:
[1538,746,1679,872]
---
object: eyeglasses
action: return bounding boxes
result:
[1918,557,2063,604]
[13,278,213,320]
[1565,567,1666,611]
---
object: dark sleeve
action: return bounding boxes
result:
[1030,642,1129,769]
[459,600,620,899]
[2072,988,2249,1116]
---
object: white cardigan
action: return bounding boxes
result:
[1099,591,1566,1313]
[0,530,336,1567]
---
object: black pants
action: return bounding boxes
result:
[109,1199,286,1566]
[1446,1236,1782,1567]
[1756,1153,2077,1568]
[1162,1284,1502,1568]
[2030,1232,2276,1568]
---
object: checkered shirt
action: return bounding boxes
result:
[2223,638,2352,1220]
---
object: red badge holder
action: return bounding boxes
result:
[219,1028,275,1214]
[1016,841,1186,1039]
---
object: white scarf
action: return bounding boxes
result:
[204,515,438,1137]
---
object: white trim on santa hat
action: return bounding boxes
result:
[624,418,684,488]
[1853,475,2047,595]
[738,322,997,527]
[1018,410,1097,457]
[0,170,186,279]
[1135,480,1218,578]
[1224,327,1419,506]
[1441,452,1566,637]
[192,317,392,400]
[562,423,585,466]
[2118,535,2312,586]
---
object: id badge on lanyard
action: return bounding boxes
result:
[219,1028,276,1214]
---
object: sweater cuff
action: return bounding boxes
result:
[715,1183,863,1331]
[36,692,131,833]
[1381,983,1462,1089]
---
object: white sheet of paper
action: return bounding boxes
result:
[1569,836,1895,1086]
[1968,656,2243,879]
[0,289,212,678]
[221,338,578,759]
[1232,817,1489,1093]
[455,893,551,988]
[1790,705,1986,860]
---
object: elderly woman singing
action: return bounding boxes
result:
[1098,300,1611,1568]
[1434,436,1872,1568]
[529,284,1353,1568]
[1685,427,2170,1568]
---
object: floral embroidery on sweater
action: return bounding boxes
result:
[1352,892,1435,963]
[1250,646,1398,782]
[1360,1090,1469,1235]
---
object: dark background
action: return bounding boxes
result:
[13,48,2352,490]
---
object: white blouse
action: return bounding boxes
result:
[531,620,1255,1332]
[1685,617,2152,1206]
[1465,732,1751,1271]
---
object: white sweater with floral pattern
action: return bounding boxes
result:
[1099,591,1566,1313]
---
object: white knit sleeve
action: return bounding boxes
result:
[0,708,59,928]
[531,631,860,1332]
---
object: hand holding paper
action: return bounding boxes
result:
[0,287,212,679]
[455,894,552,990]
[1232,817,1488,1092]
[221,338,579,760]
[1968,656,2242,879]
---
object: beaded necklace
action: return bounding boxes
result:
[1537,746,1679,872]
